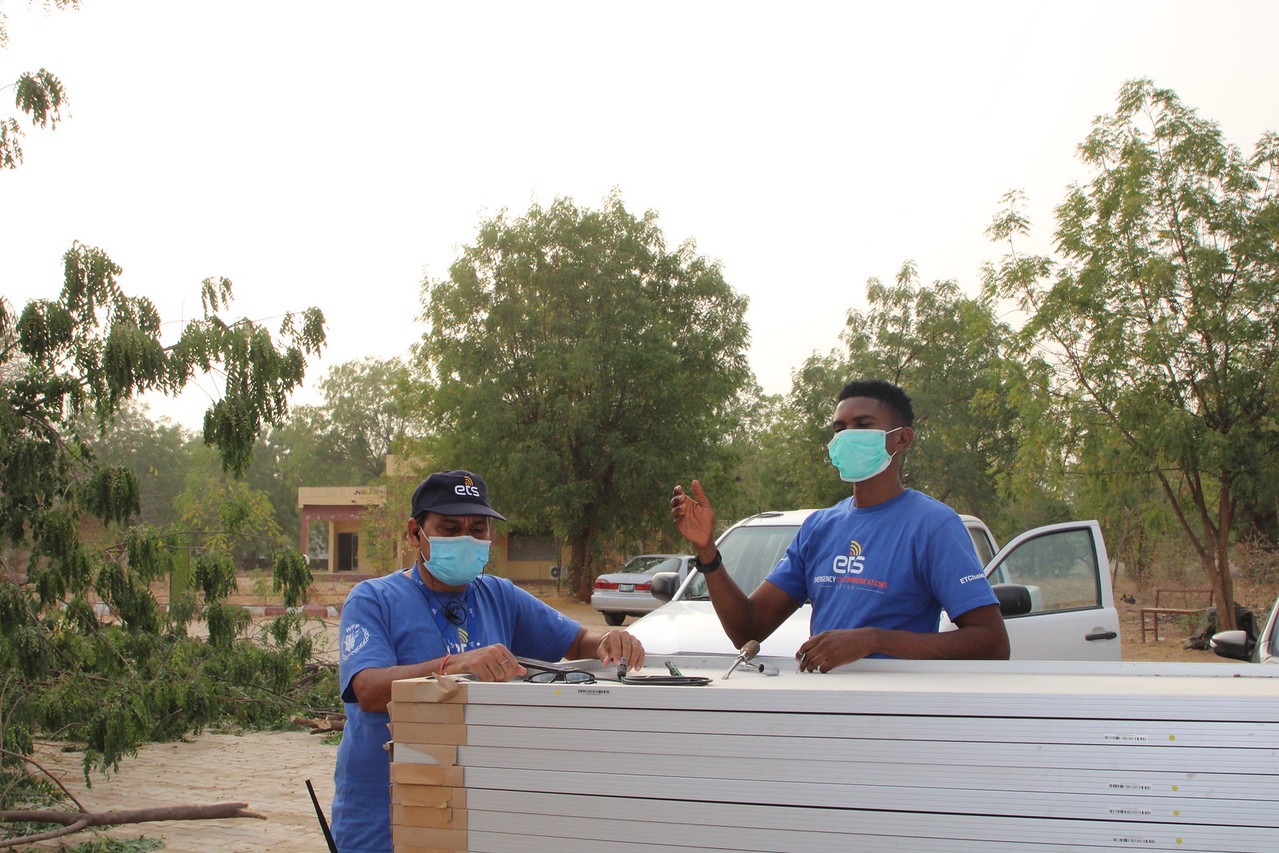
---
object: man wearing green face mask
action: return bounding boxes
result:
[671,379,1008,672]
[334,469,645,853]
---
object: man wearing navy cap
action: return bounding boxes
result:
[332,470,645,853]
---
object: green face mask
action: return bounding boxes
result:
[827,427,901,483]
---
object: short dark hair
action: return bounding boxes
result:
[837,379,914,427]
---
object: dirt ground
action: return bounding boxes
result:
[22,586,1261,851]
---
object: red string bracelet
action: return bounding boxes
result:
[439,654,451,676]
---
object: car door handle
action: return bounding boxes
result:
[1085,630,1118,641]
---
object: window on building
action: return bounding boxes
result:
[308,521,330,571]
[508,534,559,562]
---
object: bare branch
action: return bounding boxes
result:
[0,802,264,849]
[0,747,86,812]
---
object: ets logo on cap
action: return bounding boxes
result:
[454,475,480,498]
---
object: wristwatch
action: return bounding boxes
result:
[693,550,722,574]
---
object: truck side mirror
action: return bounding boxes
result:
[1210,629,1253,662]
[650,571,681,602]
[992,583,1033,617]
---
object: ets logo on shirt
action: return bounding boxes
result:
[832,540,866,575]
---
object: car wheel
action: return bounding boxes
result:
[603,612,625,627]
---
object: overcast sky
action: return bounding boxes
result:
[3,1,1275,429]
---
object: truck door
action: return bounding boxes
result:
[985,520,1121,661]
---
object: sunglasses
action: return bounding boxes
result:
[521,662,597,685]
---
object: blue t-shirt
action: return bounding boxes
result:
[765,490,997,644]
[331,569,580,853]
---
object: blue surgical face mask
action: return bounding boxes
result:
[420,535,491,586]
[827,427,902,483]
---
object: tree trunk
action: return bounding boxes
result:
[570,534,592,603]
[1210,487,1238,632]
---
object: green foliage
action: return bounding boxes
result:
[13,68,66,128]
[1,13,335,832]
[82,403,191,529]
[418,192,751,595]
[359,464,429,575]
[984,79,1279,622]
[759,262,1054,538]
[2,44,71,168]
[82,464,141,528]
[174,449,288,564]
[272,548,311,607]
[66,838,164,852]
[314,356,421,480]
[254,356,421,543]
[0,250,332,814]
[0,116,22,169]
[193,552,237,601]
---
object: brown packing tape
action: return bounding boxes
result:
[393,824,467,849]
[389,702,465,725]
[392,784,466,808]
[390,763,463,786]
[391,803,466,829]
[391,722,468,746]
[391,675,468,705]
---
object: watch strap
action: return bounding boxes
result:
[693,550,722,574]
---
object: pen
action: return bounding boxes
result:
[618,658,628,681]
[665,661,683,676]
[797,652,806,673]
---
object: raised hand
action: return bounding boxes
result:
[671,479,716,550]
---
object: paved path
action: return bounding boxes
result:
[31,731,337,852]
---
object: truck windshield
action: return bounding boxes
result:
[684,524,801,600]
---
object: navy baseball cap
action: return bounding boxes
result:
[410,470,506,521]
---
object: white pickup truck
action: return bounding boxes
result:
[629,510,1122,660]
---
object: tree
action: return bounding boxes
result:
[985,80,1279,629]
[175,444,289,567]
[313,356,420,481]
[75,401,193,530]
[252,357,420,546]
[417,193,751,598]
[0,244,330,841]
[840,262,1060,535]
[0,0,75,171]
[708,382,798,524]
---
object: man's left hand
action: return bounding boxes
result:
[796,629,877,672]
[596,629,645,671]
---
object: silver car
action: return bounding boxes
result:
[591,554,694,626]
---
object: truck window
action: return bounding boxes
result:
[686,524,801,600]
[968,527,996,567]
[994,527,1102,613]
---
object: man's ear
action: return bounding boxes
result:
[894,426,915,451]
[406,518,422,542]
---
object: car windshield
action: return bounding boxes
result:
[684,524,801,600]
[618,556,682,574]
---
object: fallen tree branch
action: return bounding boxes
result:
[0,802,264,848]
[0,747,86,812]
[292,714,345,733]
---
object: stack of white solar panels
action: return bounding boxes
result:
[388,657,1279,853]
